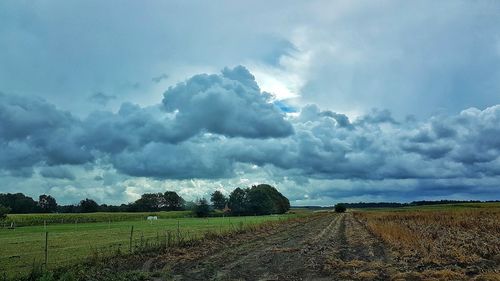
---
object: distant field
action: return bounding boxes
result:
[353,201,500,212]
[0,212,303,279]
[2,211,193,227]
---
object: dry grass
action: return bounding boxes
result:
[354,208,500,278]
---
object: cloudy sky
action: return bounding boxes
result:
[1,0,500,205]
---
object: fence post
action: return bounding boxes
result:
[177,219,180,243]
[129,226,134,253]
[44,231,48,269]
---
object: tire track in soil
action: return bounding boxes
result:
[147,213,395,281]
[170,214,335,281]
[320,213,392,280]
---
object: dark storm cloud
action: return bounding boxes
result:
[0,93,74,141]
[112,141,234,179]
[39,166,76,180]
[79,103,176,153]
[0,93,93,174]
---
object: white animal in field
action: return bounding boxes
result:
[147,216,158,221]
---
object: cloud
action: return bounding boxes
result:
[1,67,500,204]
[78,103,176,153]
[0,93,93,174]
[161,65,294,139]
[39,166,76,180]
[88,92,117,106]
[112,141,234,179]
[152,73,169,83]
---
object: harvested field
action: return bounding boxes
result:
[354,209,500,280]
[18,208,500,281]
[99,209,492,281]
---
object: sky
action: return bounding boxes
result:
[1,0,500,205]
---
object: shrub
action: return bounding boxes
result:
[0,204,10,220]
[334,204,347,213]
[193,198,210,217]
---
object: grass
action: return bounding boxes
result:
[2,211,193,227]
[0,212,303,279]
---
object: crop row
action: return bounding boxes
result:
[354,208,500,270]
[2,211,193,227]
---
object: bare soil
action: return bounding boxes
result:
[142,213,393,281]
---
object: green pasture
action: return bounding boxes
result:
[2,211,193,227]
[0,212,303,279]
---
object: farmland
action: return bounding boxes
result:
[2,211,193,227]
[354,205,500,280]
[2,204,500,281]
[136,205,498,281]
[0,212,300,279]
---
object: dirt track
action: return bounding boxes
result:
[146,213,395,281]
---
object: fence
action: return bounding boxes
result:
[0,214,292,279]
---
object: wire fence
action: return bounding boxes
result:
[0,215,291,279]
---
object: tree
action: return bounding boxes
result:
[164,191,185,211]
[210,190,227,210]
[0,204,10,220]
[131,193,165,212]
[57,204,78,213]
[193,198,210,217]
[38,194,57,213]
[79,198,99,213]
[249,184,290,214]
[247,187,274,215]
[334,204,346,213]
[228,188,248,215]
[228,185,290,215]
[0,193,38,213]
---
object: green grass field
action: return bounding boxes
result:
[0,212,302,279]
[2,210,193,227]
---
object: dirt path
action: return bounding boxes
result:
[146,213,396,281]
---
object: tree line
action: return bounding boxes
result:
[0,184,290,218]
[0,191,189,216]
[336,200,500,209]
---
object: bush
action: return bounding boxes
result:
[193,198,210,217]
[0,204,10,220]
[334,204,347,213]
